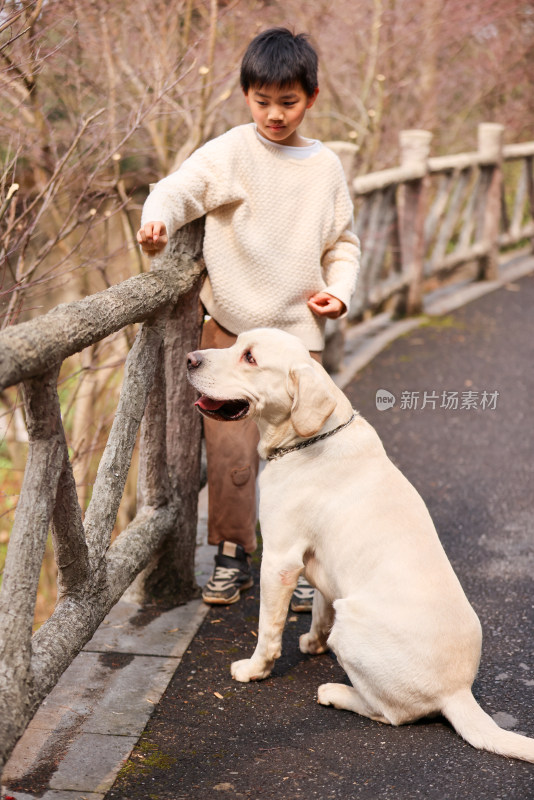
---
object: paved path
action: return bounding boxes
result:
[3,257,534,800]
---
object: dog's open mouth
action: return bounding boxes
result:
[194,395,250,421]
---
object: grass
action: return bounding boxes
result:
[117,736,177,778]
[418,314,466,329]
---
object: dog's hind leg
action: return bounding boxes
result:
[300,590,334,655]
[317,683,391,725]
[316,598,396,725]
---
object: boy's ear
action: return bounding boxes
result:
[306,87,319,109]
[243,90,250,106]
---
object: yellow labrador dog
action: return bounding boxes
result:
[187,327,534,762]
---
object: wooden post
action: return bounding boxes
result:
[129,218,206,606]
[398,129,432,315]
[0,367,65,768]
[528,155,534,253]
[477,122,504,280]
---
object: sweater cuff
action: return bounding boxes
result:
[323,281,353,318]
[140,188,176,247]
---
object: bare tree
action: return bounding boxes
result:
[0,0,242,325]
[3,0,532,327]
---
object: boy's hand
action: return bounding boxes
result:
[307,292,346,319]
[136,221,168,254]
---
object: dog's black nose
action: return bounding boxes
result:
[187,351,203,371]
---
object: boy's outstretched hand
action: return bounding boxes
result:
[307,292,346,319]
[136,221,168,254]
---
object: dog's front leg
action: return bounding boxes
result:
[231,558,299,683]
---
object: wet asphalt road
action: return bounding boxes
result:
[106,274,534,800]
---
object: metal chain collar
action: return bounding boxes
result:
[266,412,357,462]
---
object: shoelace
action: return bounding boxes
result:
[208,566,241,587]
[293,579,314,599]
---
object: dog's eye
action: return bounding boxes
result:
[243,350,256,365]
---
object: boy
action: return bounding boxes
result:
[137,27,360,608]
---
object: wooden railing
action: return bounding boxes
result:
[0,220,206,773]
[0,124,533,775]
[349,123,534,319]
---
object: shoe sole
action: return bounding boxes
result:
[202,577,254,605]
[290,602,313,613]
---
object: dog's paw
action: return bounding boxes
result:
[317,683,337,707]
[299,632,328,655]
[231,658,272,683]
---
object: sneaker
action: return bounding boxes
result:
[202,542,254,605]
[290,575,314,612]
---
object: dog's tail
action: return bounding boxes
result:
[442,689,534,763]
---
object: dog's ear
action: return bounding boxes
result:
[289,364,337,438]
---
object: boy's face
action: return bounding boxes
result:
[244,83,319,147]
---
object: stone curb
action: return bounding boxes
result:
[1,503,215,800]
[1,599,210,800]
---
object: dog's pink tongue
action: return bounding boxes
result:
[195,396,225,411]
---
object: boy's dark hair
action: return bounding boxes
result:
[240,27,318,97]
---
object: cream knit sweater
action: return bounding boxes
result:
[141,123,360,350]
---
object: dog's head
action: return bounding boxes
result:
[187,328,337,441]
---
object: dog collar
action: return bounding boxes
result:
[266,412,357,462]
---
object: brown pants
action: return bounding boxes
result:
[200,317,321,554]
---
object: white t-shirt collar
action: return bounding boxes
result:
[254,126,322,160]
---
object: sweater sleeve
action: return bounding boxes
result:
[140,135,244,239]
[322,225,361,312]
[320,159,361,312]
